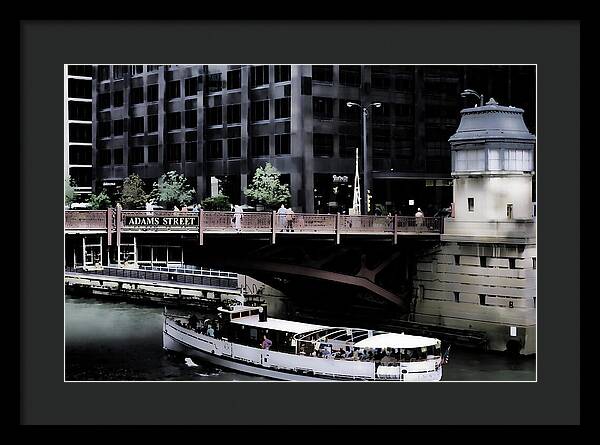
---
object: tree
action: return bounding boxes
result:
[121,174,148,209]
[65,175,76,206]
[201,194,232,211]
[244,163,291,210]
[87,190,112,210]
[149,171,195,209]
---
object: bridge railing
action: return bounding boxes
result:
[65,209,443,242]
[65,210,110,230]
[65,265,238,289]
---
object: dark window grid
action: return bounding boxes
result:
[227,104,242,124]
[227,139,241,158]
[166,112,182,131]
[166,80,181,100]
[113,148,124,165]
[148,145,159,163]
[207,140,223,159]
[250,101,270,122]
[166,143,182,162]
[313,97,334,120]
[185,77,200,97]
[206,107,223,127]
[185,110,198,128]
[147,115,159,133]
[275,134,291,155]
[274,98,291,119]
[227,70,242,90]
[313,134,334,157]
[185,142,197,161]
[207,73,223,94]
[250,65,269,88]
[130,146,145,164]
[251,136,270,157]
[130,117,145,135]
[312,65,334,83]
[147,84,159,102]
[274,65,291,83]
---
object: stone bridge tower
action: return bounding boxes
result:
[412,99,537,354]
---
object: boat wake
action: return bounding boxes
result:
[184,357,198,367]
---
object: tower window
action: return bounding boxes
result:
[468,198,474,212]
[480,256,487,267]
[479,294,486,305]
[454,255,460,265]
[454,292,459,302]
[507,203,513,219]
[509,258,516,269]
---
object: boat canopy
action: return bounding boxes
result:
[353,333,439,349]
[230,315,326,335]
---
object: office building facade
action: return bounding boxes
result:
[88,65,535,214]
[65,65,93,196]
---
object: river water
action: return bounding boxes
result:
[65,295,535,382]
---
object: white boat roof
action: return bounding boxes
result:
[353,333,439,349]
[230,315,326,334]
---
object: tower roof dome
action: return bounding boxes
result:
[449,98,535,144]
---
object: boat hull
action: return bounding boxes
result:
[163,323,442,382]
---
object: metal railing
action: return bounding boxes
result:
[64,209,443,243]
[65,265,238,289]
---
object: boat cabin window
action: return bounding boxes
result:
[231,313,241,319]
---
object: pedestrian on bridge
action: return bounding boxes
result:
[415,207,424,231]
[277,204,287,231]
[286,207,295,232]
[233,205,243,232]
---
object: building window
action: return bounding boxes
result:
[114,148,123,165]
[339,65,361,87]
[509,258,516,269]
[207,73,222,93]
[479,294,486,305]
[112,65,126,80]
[227,104,241,124]
[98,121,111,138]
[488,148,501,171]
[371,67,391,90]
[275,134,291,155]
[275,98,290,119]
[166,80,180,99]
[250,100,269,122]
[68,78,92,99]
[97,65,110,81]
[313,97,334,120]
[147,115,158,133]
[250,65,269,87]
[274,65,291,83]
[312,65,333,83]
[454,255,460,265]
[507,203,513,219]
[206,107,222,126]
[372,103,390,125]
[228,138,241,158]
[227,69,241,90]
[147,84,159,102]
[532,258,536,269]
[68,65,93,77]
[113,119,124,136]
[148,145,158,163]
[131,116,144,135]
[130,65,143,76]
[184,77,199,97]
[167,143,181,162]
[504,149,533,171]
[455,149,485,172]
[112,90,123,108]
[251,136,269,157]
[207,140,223,159]
[185,141,197,161]
[166,112,181,131]
[146,65,160,72]
[313,133,334,157]
[98,93,110,110]
[454,292,459,303]
[339,134,360,158]
[185,110,197,128]
[395,76,414,91]
[98,149,111,166]
[131,146,145,164]
[468,198,474,212]
[69,123,91,143]
[68,101,92,121]
[130,87,144,104]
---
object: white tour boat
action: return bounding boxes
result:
[163,302,445,381]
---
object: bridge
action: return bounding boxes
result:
[65,209,443,246]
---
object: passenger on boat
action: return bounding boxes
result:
[188,314,198,330]
[261,335,272,350]
[206,325,215,337]
[380,351,397,366]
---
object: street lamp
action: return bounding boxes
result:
[346,101,381,214]
[461,89,484,107]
